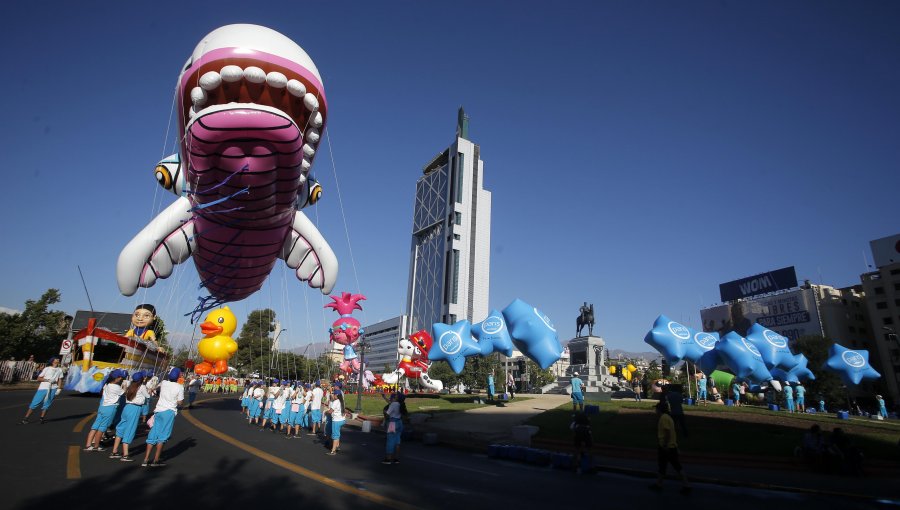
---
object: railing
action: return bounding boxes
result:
[0,361,46,384]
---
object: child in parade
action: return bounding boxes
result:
[240,384,251,417]
[250,382,265,424]
[109,371,151,462]
[272,381,289,432]
[84,370,126,451]
[142,368,185,467]
[326,389,346,455]
[260,380,281,431]
[309,381,324,436]
[21,356,63,424]
[796,382,806,412]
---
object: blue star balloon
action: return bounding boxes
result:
[823,343,880,387]
[472,310,514,357]
[502,299,562,369]
[698,349,723,376]
[715,332,772,383]
[685,330,719,363]
[644,315,707,364]
[786,353,815,382]
[744,324,795,371]
[429,320,482,374]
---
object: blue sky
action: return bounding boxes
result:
[2,1,898,353]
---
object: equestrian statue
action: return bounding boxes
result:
[576,302,595,337]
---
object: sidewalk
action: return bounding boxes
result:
[374,393,900,501]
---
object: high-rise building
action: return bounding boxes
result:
[406,108,491,334]
[860,233,900,403]
[360,315,408,374]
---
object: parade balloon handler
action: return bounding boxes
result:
[382,392,408,464]
[876,395,888,419]
[326,389,346,455]
[187,375,201,409]
[21,357,63,424]
[309,381,324,436]
[109,371,151,462]
[84,370,126,451]
[796,382,806,412]
[570,372,584,412]
[784,382,795,413]
[143,368,184,467]
[487,372,495,401]
[650,401,691,494]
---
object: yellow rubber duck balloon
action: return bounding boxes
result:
[195,307,238,375]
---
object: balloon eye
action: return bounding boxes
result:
[155,165,173,189]
[217,317,224,324]
[309,183,322,204]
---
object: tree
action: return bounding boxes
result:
[793,335,847,408]
[427,360,458,390]
[231,309,276,376]
[0,289,68,361]
[525,359,555,390]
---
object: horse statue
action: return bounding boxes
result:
[576,302,595,337]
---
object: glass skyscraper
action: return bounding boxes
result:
[406,108,492,334]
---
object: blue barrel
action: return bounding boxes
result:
[768,404,779,411]
[837,411,849,420]
[487,444,501,458]
[509,446,527,461]
[726,399,735,406]
[551,453,573,469]
[498,445,511,459]
[685,398,695,406]
[585,404,600,415]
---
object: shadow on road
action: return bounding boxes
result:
[17,456,368,510]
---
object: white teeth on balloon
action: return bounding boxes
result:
[310,112,323,128]
[301,158,312,171]
[266,71,287,88]
[303,93,319,112]
[243,66,266,84]
[298,174,307,184]
[189,106,198,117]
[220,65,243,82]
[199,71,222,90]
[190,87,207,106]
[305,128,320,144]
[287,79,307,97]
[302,144,316,157]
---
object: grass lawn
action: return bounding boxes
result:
[527,399,900,461]
[351,393,531,418]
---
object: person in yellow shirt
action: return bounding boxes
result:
[651,401,691,494]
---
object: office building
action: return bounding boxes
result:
[360,315,408,373]
[860,233,900,403]
[406,108,491,334]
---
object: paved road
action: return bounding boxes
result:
[0,390,892,509]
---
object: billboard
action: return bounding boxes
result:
[719,266,798,302]
[871,234,900,269]
[701,288,822,342]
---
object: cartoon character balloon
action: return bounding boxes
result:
[382,330,443,391]
[195,307,238,375]
[325,292,366,374]
[117,24,338,308]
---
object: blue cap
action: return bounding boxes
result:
[168,368,181,382]
[273,378,280,384]
[334,389,343,396]
[132,371,145,382]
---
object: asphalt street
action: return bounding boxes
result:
[0,390,892,510]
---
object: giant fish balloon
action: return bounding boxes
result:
[117,24,337,305]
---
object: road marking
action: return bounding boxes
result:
[73,412,96,433]
[405,454,499,477]
[182,407,416,510]
[66,445,81,479]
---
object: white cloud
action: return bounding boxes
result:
[0,306,21,315]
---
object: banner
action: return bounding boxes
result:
[701,288,821,342]
[719,266,798,302]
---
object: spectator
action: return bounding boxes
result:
[487,372,495,401]
[631,375,642,402]
[826,427,863,475]
[571,411,592,474]
[507,372,515,399]
[649,401,691,494]
[876,395,888,419]
[382,392,407,464]
[664,385,689,437]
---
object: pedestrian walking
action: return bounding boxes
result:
[84,370,126,451]
[382,392,407,464]
[570,372,584,412]
[325,389,346,455]
[649,401,691,494]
